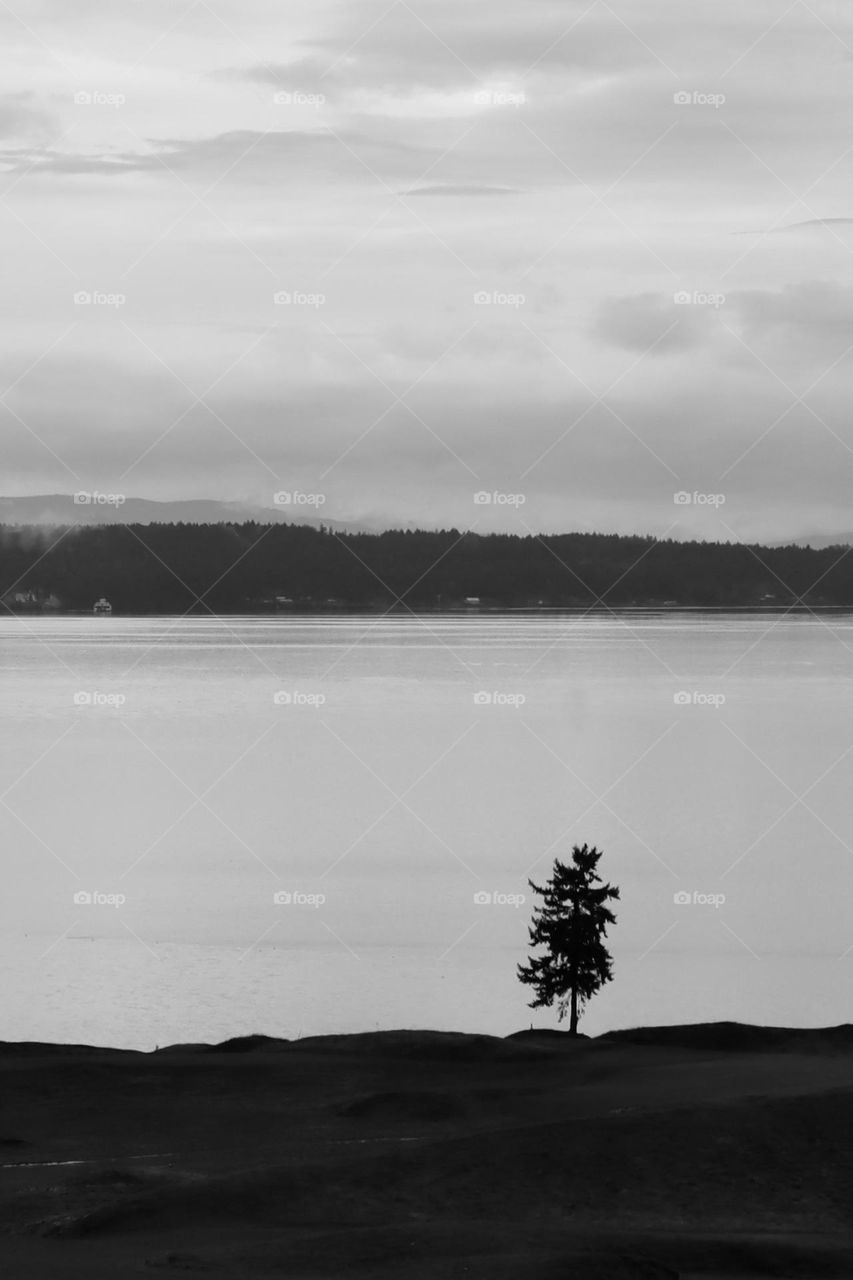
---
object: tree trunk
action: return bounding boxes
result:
[568,900,580,1035]
[569,985,578,1035]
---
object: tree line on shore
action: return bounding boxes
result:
[0,521,849,612]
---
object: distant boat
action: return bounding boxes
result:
[93,598,112,616]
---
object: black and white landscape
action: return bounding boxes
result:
[1,3,853,1277]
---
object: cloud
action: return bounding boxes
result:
[772,217,853,232]
[0,128,415,183]
[403,183,520,197]
[215,5,662,94]
[729,282,853,364]
[0,147,161,175]
[594,293,712,355]
[208,60,328,91]
[0,91,56,144]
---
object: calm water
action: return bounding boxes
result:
[1,612,852,1049]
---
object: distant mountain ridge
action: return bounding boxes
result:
[0,494,372,532]
[769,532,853,549]
[3,496,853,550]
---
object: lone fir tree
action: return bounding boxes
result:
[518,845,619,1035]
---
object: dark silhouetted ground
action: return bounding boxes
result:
[0,1022,851,1278]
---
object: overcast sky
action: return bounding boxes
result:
[3,0,853,540]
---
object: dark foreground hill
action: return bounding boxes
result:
[0,1022,851,1278]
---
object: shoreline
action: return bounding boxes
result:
[6,603,853,617]
[2,1018,853,1057]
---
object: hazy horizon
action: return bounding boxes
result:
[1,490,853,547]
